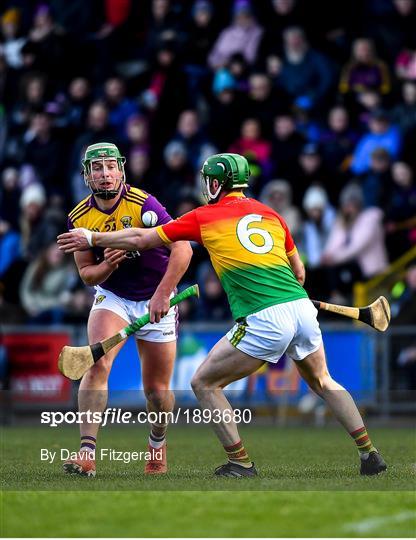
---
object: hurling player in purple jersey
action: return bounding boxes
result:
[62,142,192,477]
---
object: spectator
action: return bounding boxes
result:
[258,0,305,60]
[22,111,64,198]
[366,0,416,64]
[228,117,272,175]
[358,147,392,208]
[124,114,150,158]
[24,4,68,79]
[321,183,388,301]
[350,109,401,175]
[302,185,336,269]
[385,161,416,259]
[259,179,302,242]
[140,38,189,151]
[207,72,245,149]
[244,72,288,137]
[153,140,195,215]
[0,218,21,280]
[9,72,48,137]
[19,241,77,324]
[143,0,185,61]
[390,81,416,137]
[291,142,333,206]
[226,53,251,93]
[19,182,46,260]
[127,146,152,190]
[0,167,21,230]
[277,26,334,109]
[208,0,264,69]
[319,105,359,175]
[185,1,218,66]
[301,185,336,299]
[395,40,416,81]
[102,76,139,141]
[339,38,391,99]
[183,0,219,100]
[60,77,92,136]
[0,7,26,69]
[169,109,216,173]
[355,88,383,130]
[291,95,322,142]
[270,113,305,177]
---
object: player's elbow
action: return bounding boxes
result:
[79,269,96,287]
[295,268,305,286]
[133,231,148,250]
[174,241,193,262]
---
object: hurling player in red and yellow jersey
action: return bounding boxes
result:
[58,153,387,478]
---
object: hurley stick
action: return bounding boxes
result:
[58,284,199,380]
[311,296,390,332]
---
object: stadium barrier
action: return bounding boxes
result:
[354,245,416,306]
[2,323,415,417]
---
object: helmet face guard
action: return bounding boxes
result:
[200,153,250,203]
[82,142,126,200]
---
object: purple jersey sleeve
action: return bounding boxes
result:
[67,217,74,230]
[141,194,172,226]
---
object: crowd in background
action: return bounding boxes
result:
[0,0,416,327]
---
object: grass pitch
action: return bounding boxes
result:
[1,425,415,537]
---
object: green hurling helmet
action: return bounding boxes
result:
[200,153,250,202]
[82,142,126,200]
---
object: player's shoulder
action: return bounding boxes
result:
[123,185,149,206]
[68,195,93,222]
[249,197,280,216]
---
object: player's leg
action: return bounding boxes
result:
[294,343,387,475]
[191,336,264,477]
[63,308,127,477]
[136,339,176,474]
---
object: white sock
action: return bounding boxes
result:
[80,446,95,458]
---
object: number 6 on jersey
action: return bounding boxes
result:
[236,214,274,254]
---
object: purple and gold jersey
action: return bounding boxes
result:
[68,185,171,301]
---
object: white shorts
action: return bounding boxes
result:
[226,298,322,363]
[91,286,177,343]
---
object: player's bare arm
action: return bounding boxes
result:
[57,226,163,253]
[74,248,126,287]
[148,241,193,323]
[288,251,305,286]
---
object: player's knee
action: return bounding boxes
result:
[83,359,111,385]
[190,373,204,395]
[308,373,332,396]
[144,385,169,408]
[191,372,214,395]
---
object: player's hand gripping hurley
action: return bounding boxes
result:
[58,285,199,380]
[311,295,390,331]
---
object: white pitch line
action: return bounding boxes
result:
[343,511,415,534]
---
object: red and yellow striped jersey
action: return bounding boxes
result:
[156,192,308,320]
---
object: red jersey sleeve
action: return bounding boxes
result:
[156,209,202,244]
[276,215,297,256]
